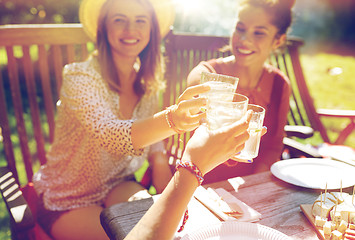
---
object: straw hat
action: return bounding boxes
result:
[79,0,175,41]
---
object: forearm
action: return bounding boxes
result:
[131,85,209,149]
[125,168,199,240]
[131,110,175,149]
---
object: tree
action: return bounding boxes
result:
[0,0,80,24]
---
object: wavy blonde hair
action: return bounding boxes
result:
[96,0,165,96]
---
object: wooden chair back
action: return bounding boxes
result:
[0,24,93,185]
[0,24,93,239]
[270,40,355,145]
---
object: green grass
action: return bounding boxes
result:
[1,52,354,239]
[0,200,11,240]
[300,53,355,147]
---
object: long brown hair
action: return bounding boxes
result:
[96,0,165,96]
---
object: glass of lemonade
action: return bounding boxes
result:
[206,93,249,131]
[200,72,239,101]
[236,104,265,159]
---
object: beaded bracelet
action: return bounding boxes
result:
[175,161,204,185]
[175,161,204,232]
[165,105,185,134]
[177,209,189,232]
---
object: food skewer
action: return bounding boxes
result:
[305,186,355,240]
[340,180,343,196]
[352,185,354,206]
[320,192,323,218]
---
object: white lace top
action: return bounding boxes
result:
[33,58,159,211]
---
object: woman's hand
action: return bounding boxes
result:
[169,84,210,133]
[181,111,253,175]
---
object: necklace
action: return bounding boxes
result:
[240,68,265,91]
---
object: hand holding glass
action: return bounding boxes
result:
[206,93,249,131]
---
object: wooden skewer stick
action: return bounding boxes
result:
[340,179,344,202]
[334,193,338,213]
[320,192,323,218]
[352,184,354,206]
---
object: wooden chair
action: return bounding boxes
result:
[0,24,93,240]
[270,39,355,159]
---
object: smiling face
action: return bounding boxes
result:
[231,4,285,67]
[105,0,152,61]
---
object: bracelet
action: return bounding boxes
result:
[177,209,189,232]
[175,161,204,185]
[165,105,185,134]
[175,161,204,232]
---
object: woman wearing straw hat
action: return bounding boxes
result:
[32,0,209,239]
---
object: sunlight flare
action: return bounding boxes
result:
[173,0,201,14]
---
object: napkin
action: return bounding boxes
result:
[318,143,355,166]
[194,186,261,222]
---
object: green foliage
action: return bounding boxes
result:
[1,0,355,43]
[0,0,80,24]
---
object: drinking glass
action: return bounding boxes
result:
[200,72,239,101]
[236,104,265,159]
[206,93,249,131]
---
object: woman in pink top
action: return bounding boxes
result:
[188,0,295,183]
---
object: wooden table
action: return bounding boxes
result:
[100,171,353,240]
[206,171,320,240]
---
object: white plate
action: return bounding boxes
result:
[270,158,355,189]
[181,222,290,240]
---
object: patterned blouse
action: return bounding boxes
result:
[33,57,159,211]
